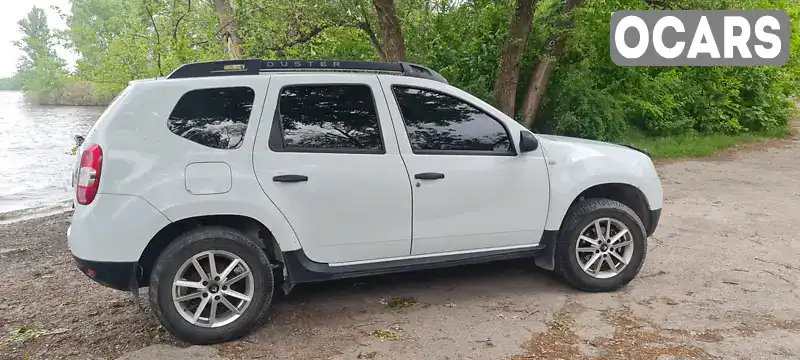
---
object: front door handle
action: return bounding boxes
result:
[273,174,308,182]
[414,172,445,180]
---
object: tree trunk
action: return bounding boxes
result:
[363,27,388,61]
[372,0,406,62]
[357,4,388,61]
[213,0,243,59]
[493,0,535,117]
[520,57,556,129]
[520,0,584,128]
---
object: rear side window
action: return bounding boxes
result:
[271,84,384,153]
[167,87,255,149]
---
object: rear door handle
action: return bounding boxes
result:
[414,172,445,180]
[273,174,308,182]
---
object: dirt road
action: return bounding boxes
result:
[2,133,800,360]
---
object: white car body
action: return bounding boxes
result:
[67,60,662,294]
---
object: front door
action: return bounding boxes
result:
[380,78,550,255]
[253,74,413,264]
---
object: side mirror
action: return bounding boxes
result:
[519,130,539,153]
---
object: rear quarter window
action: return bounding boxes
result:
[167,86,255,149]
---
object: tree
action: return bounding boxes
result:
[372,0,406,61]
[13,6,66,92]
[493,0,535,117]
[63,0,125,76]
[64,0,222,83]
[232,0,407,61]
[213,0,244,59]
[519,0,583,128]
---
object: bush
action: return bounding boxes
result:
[25,79,119,106]
[531,0,799,141]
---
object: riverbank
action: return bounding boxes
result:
[0,200,72,225]
[0,91,103,216]
[2,128,800,360]
[18,80,118,106]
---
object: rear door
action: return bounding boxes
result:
[252,74,413,264]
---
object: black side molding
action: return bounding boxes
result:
[281,231,559,286]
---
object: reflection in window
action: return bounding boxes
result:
[392,86,512,153]
[167,87,255,150]
[278,85,383,151]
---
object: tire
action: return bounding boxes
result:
[148,226,274,345]
[554,198,647,292]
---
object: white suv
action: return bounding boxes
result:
[68,59,663,345]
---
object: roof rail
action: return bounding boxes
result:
[166,59,448,84]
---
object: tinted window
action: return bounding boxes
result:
[277,85,383,151]
[167,87,255,149]
[392,86,512,153]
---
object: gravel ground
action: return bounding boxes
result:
[2,130,800,360]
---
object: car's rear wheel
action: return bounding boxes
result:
[554,198,647,292]
[149,226,274,344]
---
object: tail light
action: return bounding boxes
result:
[76,144,103,205]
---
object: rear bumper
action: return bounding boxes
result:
[73,256,137,291]
[646,208,661,237]
[67,193,170,262]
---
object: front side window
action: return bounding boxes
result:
[276,84,384,152]
[167,87,255,150]
[392,86,513,154]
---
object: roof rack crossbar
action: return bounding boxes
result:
[166,59,448,84]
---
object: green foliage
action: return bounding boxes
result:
[15,0,225,104]
[14,7,67,94]
[64,0,224,82]
[25,78,118,106]
[623,126,791,159]
[533,0,799,140]
[405,0,513,101]
[541,66,628,141]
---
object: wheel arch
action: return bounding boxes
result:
[546,182,653,233]
[137,214,284,286]
[570,183,650,230]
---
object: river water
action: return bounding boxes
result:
[0,91,104,218]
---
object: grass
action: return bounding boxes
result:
[1,326,43,347]
[379,296,418,309]
[371,329,400,341]
[622,126,792,159]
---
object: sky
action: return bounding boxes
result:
[0,0,77,78]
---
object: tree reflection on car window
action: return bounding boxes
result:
[167,87,255,150]
[392,86,512,153]
[278,84,383,151]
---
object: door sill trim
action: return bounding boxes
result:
[328,243,540,267]
[280,230,559,286]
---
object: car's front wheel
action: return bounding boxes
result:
[555,198,647,292]
[149,226,274,344]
